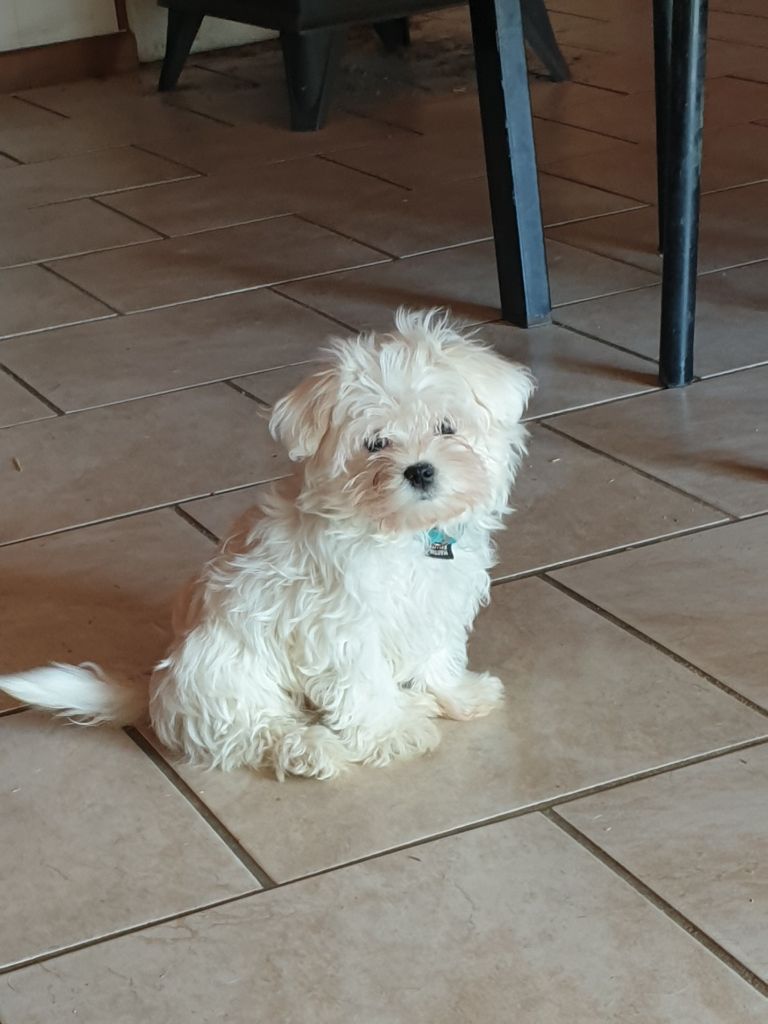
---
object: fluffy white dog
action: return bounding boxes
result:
[0,310,533,780]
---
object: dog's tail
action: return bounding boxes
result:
[0,663,148,725]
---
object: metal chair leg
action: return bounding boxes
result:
[658,0,709,388]
[652,0,673,253]
[468,0,551,327]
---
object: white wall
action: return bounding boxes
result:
[126,0,275,63]
[0,0,118,53]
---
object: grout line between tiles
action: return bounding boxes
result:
[533,112,638,145]
[0,887,264,978]
[539,419,737,519]
[0,363,64,416]
[4,734,767,979]
[543,809,768,999]
[124,726,276,888]
[90,195,171,240]
[526,384,662,423]
[0,705,28,718]
[128,141,219,176]
[11,96,70,119]
[174,504,219,543]
[291,212,402,260]
[0,481,288,550]
[317,152,420,190]
[549,315,660,364]
[541,574,768,718]
[268,288,358,333]
[224,378,270,406]
[40,262,123,315]
[490,516,736,584]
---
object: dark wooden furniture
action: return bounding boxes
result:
[157,0,568,131]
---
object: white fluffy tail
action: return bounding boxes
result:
[0,663,148,725]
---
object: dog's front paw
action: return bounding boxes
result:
[360,712,442,770]
[273,724,350,781]
[434,671,505,721]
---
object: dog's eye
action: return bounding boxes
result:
[439,420,456,436]
[365,436,390,453]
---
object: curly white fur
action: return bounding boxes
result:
[0,310,534,780]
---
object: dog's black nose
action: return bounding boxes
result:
[404,462,435,489]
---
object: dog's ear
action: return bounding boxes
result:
[269,367,338,460]
[447,340,535,428]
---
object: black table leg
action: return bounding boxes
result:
[658,0,709,388]
[468,0,551,327]
[652,0,673,252]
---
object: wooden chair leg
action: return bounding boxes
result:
[158,8,204,91]
[280,28,345,131]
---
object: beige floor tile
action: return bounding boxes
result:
[0,374,53,428]
[0,96,64,130]
[0,146,197,209]
[235,362,315,406]
[139,116,416,175]
[486,321,659,415]
[554,262,768,376]
[0,199,158,269]
[550,367,768,516]
[344,90,483,134]
[0,290,339,411]
[565,49,654,93]
[539,77,768,145]
[0,385,287,544]
[330,119,627,190]
[549,10,649,52]
[712,0,768,14]
[99,158,403,238]
[560,745,768,979]
[328,125,486,188]
[3,815,767,1023]
[0,711,255,968]
[549,182,768,275]
[181,484,272,540]
[236,320,659,419]
[531,118,649,170]
[542,124,768,204]
[493,425,725,578]
[0,154,17,169]
[700,39,768,82]
[553,516,768,709]
[0,265,113,339]
[710,10,768,46]
[306,173,643,258]
[17,67,201,114]
[0,510,211,678]
[0,104,220,164]
[146,577,764,881]
[47,217,387,313]
[278,239,658,332]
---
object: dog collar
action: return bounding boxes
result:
[425,526,458,560]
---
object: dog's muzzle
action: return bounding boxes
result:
[404,462,435,490]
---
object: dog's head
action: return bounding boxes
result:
[270,309,534,534]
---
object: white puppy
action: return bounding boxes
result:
[0,310,533,780]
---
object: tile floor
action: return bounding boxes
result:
[1,2,767,1020]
